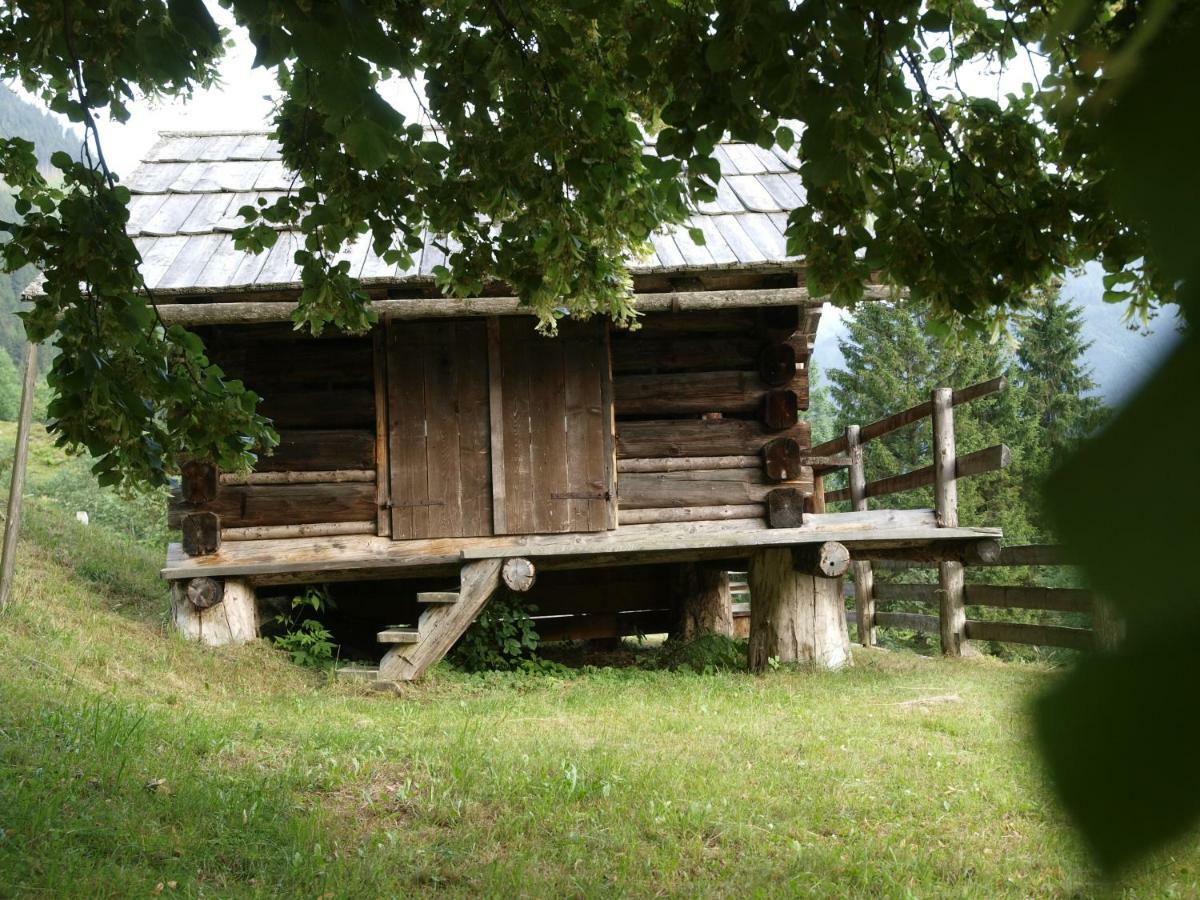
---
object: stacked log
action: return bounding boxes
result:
[170,326,380,553]
[611,302,817,529]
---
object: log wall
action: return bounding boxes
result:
[171,296,819,545]
[611,304,817,527]
[170,325,378,531]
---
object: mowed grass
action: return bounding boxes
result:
[1,505,1198,897]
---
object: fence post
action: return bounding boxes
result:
[0,342,37,614]
[932,387,967,656]
[846,424,876,647]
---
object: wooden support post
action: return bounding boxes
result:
[846,424,876,647]
[933,387,967,657]
[808,473,827,514]
[747,548,851,672]
[673,562,734,640]
[170,577,258,645]
[0,342,37,614]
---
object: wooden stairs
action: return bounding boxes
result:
[335,558,503,684]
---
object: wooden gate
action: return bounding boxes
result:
[382,317,615,540]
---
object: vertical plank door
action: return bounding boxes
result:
[386,319,493,539]
[491,318,615,534]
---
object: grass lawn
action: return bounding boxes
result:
[1,501,1198,897]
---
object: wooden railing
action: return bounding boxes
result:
[729,379,1123,656]
[731,545,1121,652]
[809,377,1010,655]
[854,544,1121,652]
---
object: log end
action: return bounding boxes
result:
[502,557,537,592]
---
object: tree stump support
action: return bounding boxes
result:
[673,562,733,640]
[170,577,258,646]
[748,548,851,672]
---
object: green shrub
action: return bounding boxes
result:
[452,592,541,672]
[31,455,170,547]
[646,633,747,674]
[271,586,337,668]
[0,349,20,420]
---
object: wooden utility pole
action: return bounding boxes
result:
[0,343,38,613]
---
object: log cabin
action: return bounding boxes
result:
[110,130,1002,678]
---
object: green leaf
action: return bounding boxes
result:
[705,38,736,72]
[920,10,951,31]
[342,120,392,169]
[687,226,705,246]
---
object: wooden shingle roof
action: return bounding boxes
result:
[119,130,808,295]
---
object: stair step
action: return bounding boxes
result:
[417,591,459,604]
[336,664,379,682]
[377,628,421,644]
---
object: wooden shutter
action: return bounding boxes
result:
[386,320,493,539]
[490,318,616,534]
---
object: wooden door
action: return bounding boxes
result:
[383,316,615,540]
[386,320,493,539]
[490,318,616,534]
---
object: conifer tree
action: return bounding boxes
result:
[1015,286,1109,469]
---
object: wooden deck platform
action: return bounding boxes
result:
[163,508,1001,586]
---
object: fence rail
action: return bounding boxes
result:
[733,545,1114,652]
[852,545,1120,651]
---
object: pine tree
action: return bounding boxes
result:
[1015,285,1108,469]
[803,358,838,446]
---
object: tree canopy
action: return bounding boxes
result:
[0,0,1197,874]
[0,0,1188,484]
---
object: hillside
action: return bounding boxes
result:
[0,84,81,365]
[1,431,1199,894]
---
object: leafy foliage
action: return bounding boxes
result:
[0,348,20,420]
[271,585,337,669]
[645,634,747,674]
[1030,6,1200,875]
[0,0,1185,486]
[451,592,541,673]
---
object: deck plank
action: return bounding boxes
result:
[163,509,1000,580]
